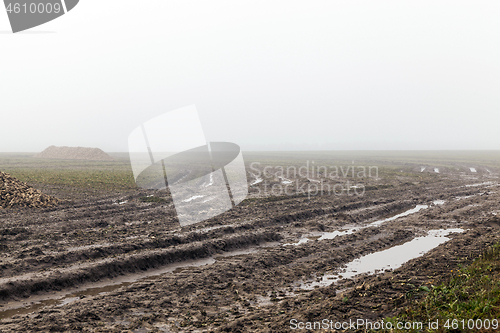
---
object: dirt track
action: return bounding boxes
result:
[0,158,499,332]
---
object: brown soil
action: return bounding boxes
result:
[34,146,114,161]
[0,164,499,332]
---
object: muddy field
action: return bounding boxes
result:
[0,151,499,332]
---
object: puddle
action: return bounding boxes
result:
[284,204,434,246]
[465,182,494,187]
[300,228,465,290]
[203,174,214,188]
[215,248,259,258]
[56,297,80,307]
[0,257,214,320]
[434,168,440,173]
[470,168,477,173]
[182,195,205,203]
[317,229,357,241]
[250,173,263,186]
[278,176,293,185]
[284,238,310,246]
[0,244,272,320]
[456,194,477,200]
[251,178,263,185]
[367,205,428,227]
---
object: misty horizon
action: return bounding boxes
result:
[1,1,499,152]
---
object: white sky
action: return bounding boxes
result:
[0,0,499,152]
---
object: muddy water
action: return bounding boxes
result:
[278,176,293,185]
[317,229,357,241]
[300,228,465,290]
[283,204,434,246]
[0,246,265,320]
[367,205,429,227]
[182,195,205,202]
[465,181,495,187]
[250,173,263,186]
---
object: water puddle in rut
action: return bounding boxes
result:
[300,228,465,290]
[0,245,268,320]
[284,202,440,246]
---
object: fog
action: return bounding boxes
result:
[0,0,499,152]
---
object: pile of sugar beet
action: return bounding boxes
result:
[0,171,59,209]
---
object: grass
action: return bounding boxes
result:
[1,150,499,194]
[4,169,136,190]
[380,243,500,332]
[0,154,136,191]
[139,196,166,203]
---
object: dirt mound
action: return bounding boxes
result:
[0,172,59,209]
[34,146,113,161]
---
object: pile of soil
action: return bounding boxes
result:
[0,172,59,209]
[34,146,113,161]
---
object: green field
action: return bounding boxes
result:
[381,242,500,333]
[1,150,499,194]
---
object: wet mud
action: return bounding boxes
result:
[0,161,499,332]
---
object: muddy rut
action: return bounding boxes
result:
[0,166,499,332]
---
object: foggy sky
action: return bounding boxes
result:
[1,0,499,152]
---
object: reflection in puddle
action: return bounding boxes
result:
[318,229,357,241]
[367,205,428,227]
[203,174,214,188]
[456,194,476,200]
[56,297,79,307]
[283,203,439,246]
[470,168,477,173]
[434,168,440,173]
[278,176,293,185]
[251,178,263,186]
[301,228,465,290]
[283,238,310,246]
[182,195,205,203]
[0,258,213,320]
[0,244,272,320]
[465,182,494,187]
[250,173,263,186]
